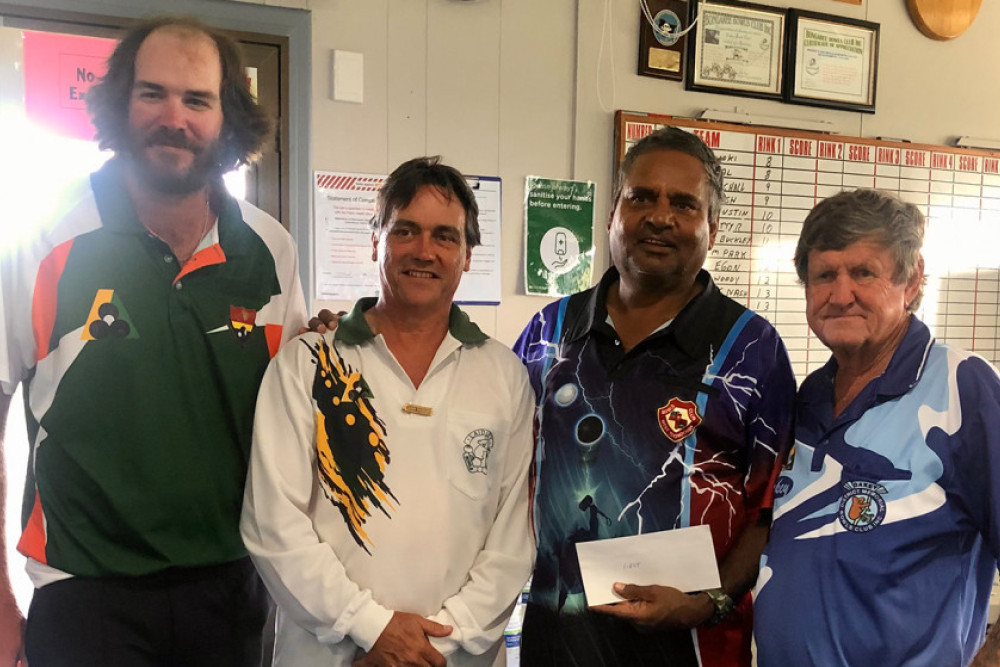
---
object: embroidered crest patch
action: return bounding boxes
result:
[838,481,887,533]
[229,306,257,345]
[657,397,701,442]
[463,429,494,474]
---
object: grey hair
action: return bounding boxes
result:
[794,188,925,312]
[612,126,724,222]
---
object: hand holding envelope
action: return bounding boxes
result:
[575,524,721,630]
[592,582,717,630]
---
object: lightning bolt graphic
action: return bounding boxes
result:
[618,338,781,539]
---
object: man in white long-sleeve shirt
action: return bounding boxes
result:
[241,156,535,666]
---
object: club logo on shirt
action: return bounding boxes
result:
[774,476,794,499]
[463,429,493,474]
[228,306,257,345]
[838,481,887,533]
[82,289,139,340]
[657,397,701,442]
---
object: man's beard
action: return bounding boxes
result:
[126,126,226,195]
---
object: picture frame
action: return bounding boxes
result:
[685,0,787,100]
[784,10,879,113]
[638,0,690,81]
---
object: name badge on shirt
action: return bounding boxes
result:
[402,403,433,417]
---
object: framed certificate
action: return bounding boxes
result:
[638,0,690,81]
[685,0,786,100]
[785,10,879,113]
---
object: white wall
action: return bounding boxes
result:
[7,0,1000,348]
[300,0,577,344]
[269,0,1000,345]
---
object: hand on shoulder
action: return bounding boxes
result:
[298,309,344,336]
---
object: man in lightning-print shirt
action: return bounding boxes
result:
[513,127,795,666]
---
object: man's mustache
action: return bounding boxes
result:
[145,128,197,152]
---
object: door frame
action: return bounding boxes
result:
[0,0,312,298]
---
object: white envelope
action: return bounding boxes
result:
[575,524,721,607]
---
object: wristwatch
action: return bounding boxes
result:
[703,588,735,625]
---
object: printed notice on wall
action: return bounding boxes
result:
[524,177,595,296]
[22,31,117,141]
[313,171,502,304]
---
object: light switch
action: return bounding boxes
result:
[331,49,364,103]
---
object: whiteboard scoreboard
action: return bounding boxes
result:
[616,111,1000,379]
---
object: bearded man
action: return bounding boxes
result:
[0,16,306,666]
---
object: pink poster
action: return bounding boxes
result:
[22,31,117,141]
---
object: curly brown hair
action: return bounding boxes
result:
[86,16,272,172]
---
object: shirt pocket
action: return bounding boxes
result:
[445,409,504,501]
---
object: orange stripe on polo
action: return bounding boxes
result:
[17,491,48,564]
[32,240,74,363]
[173,243,226,285]
[265,324,283,359]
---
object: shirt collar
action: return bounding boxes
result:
[801,315,933,409]
[562,266,717,358]
[670,269,723,358]
[90,157,252,257]
[335,296,489,346]
[561,267,617,344]
[871,315,933,398]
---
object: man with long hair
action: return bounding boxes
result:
[0,16,305,666]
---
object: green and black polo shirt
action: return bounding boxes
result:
[0,158,306,580]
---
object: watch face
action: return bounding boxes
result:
[705,588,734,624]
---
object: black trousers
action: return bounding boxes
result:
[521,602,699,667]
[24,557,269,667]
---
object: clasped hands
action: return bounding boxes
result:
[352,611,453,667]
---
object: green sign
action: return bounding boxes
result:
[524,177,595,296]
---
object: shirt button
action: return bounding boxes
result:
[614,340,621,346]
[164,255,174,263]
[175,281,183,290]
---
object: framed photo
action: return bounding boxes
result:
[638,0,690,81]
[785,10,879,112]
[685,0,786,100]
